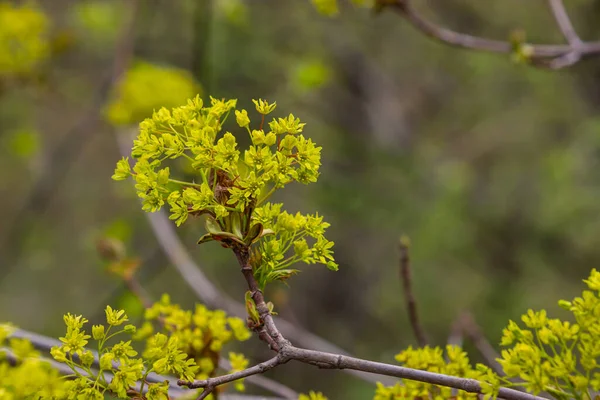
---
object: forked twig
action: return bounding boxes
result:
[386,0,600,70]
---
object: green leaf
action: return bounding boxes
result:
[203,217,245,246]
[258,228,275,239]
[244,223,263,245]
[245,291,260,326]
[231,213,244,239]
[205,216,223,234]
[197,233,215,245]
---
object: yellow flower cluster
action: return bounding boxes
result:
[113,95,337,287]
[498,268,600,397]
[140,294,251,381]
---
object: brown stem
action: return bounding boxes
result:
[232,246,289,351]
[398,236,428,347]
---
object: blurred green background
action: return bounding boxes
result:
[1,0,600,397]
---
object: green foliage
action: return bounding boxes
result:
[70,1,124,43]
[0,2,50,78]
[6,129,39,159]
[105,61,201,126]
[113,95,338,288]
[292,59,332,92]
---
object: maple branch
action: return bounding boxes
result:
[114,129,397,387]
[546,0,583,68]
[386,0,600,69]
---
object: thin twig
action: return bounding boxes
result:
[547,0,583,68]
[386,0,600,69]
[398,235,428,347]
[218,358,298,399]
[180,355,285,390]
[547,0,582,47]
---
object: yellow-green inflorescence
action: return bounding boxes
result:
[37,295,251,399]
[497,267,600,398]
[113,95,338,289]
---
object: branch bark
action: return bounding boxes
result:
[387,0,600,69]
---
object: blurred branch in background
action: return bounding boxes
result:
[446,311,503,376]
[0,0,140,280]
[398,235,428,347]
[385,0,600,69]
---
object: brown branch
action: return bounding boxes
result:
[548,0,582,47]
[179,355,285,392]
[546,0,583,68]
[386,0,600,69]
[187,345,543,400]
[398,235,428,347]
[176,244,546,400]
